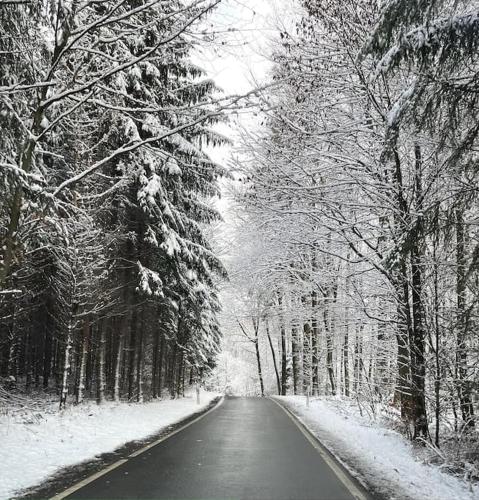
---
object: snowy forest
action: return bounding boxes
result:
[218,0,479,451]
[2,0,479,498]
[0,0,231,406]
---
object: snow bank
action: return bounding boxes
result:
[1,391,219,500]
[274,396,478,500]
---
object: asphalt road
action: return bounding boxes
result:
[64,397,366,500]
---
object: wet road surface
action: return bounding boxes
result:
[64,397,366,500]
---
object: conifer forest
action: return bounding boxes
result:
[0,0,228,406]
[1,1,479,499]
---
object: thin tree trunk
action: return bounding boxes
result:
[254,318,265,397]
[354,329,363,395]
[324,307,336,396]
[265,317,281,395]
[127,309,138,400]
[311,290,319,395]
[409,144,428,439]
[168,343,177,398]
[157,335,165,398]
[278,292,288,395]
[136,313,144,403]
[303,321,311,395]
[433,220,441,447]
[113,317,124,403]
[455,208,474,428]
[291,322,300,395]
[60,318,73,410]
[76,319,89,404]
[97,321,106,404]
[395,270,413,433]
[152,324,160,399]
[42,308,53,389]
[343,324,350,397]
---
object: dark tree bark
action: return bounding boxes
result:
[97,320,106,404]
[127,308,138,401]
[113,316,124,403]
[409,145,428,439]
[311,290,319,395]
[265,317,281,395]
[278,293,288,395]
[455,208,475,428]
[136,311,144,403]
[76,319,90,404]
[291,321,300,395]
[343,325,350,397]
[152,326,160,399]
[302,321,312,395]
[324,307,336,396]
[253,317,264,396]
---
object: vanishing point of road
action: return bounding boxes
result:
[57,397,371,500]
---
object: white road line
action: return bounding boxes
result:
[128,397,224,458]
[270,397,369,500]
[50,397,224,500]
[50,460,128,500]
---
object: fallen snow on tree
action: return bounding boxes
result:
[1,392,219,500]
[275,396,478,500]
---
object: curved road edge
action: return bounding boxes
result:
[269,397,380,500]
[15,396,224,500]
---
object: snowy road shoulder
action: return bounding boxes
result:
[1,391,220,500]
[273,396,478,500]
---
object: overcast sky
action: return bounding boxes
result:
[199,0,281,94]
[193,0,297,259]
[192,0,280,228]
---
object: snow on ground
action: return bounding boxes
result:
[275,396,478,500]
[0,391,219,500]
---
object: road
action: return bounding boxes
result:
[62,397,368,500]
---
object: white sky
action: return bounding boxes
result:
[198,0,282,94]
[193,0,299,257]
[192,0,290,247]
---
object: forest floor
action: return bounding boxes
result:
[0,391,219,500]
[274,396,479,500]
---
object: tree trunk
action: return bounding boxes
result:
[324,307,336,395]
[303,321,311,395]
[278,292,288,395]
[353,330,363,395]
[76,319,89,404]
[59,317,73,410]
[409,145,428,439]
[395,269,413,433]
[433,220,441,447]
[265,318,281,395]
[127,308,138,400]
[343,324,350,397]
[168,343,177,398]
[42,308,53,389]
[157,335,165,398]
[455,208,474,428]
[311,290,319,395]
[291,322,300,395]
[97,321,106,404]
[253,317,264,396]
[113,317,124,403]
[136,313,144,403]
[152,319,160,399]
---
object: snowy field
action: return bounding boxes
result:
[275,396,478,500]
[0,391,219,500]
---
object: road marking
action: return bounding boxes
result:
[128,397,224,458]
[270,397,369,500]
[50,460,128,500]
[50,397,224,500]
